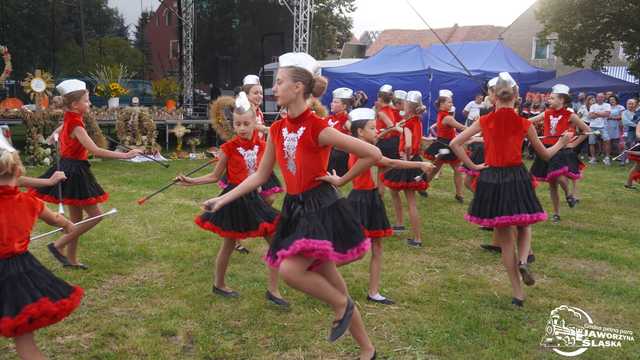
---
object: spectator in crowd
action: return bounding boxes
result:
[572,92,586,113]
[575,95,595,158]
[588,93,612,165]
[463,93,484,126]
[605,91,615,101]
[622,98,638,164]
[608,95,625,159]
[529,94,545,117]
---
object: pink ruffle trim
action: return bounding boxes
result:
[264,238,371,269]
[259,186,283,198]
[533,166,582,182]
[465,212,548,228]
[217,180,228,189]
[456,166,479,176]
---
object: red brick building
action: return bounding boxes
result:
[144,0,180,80]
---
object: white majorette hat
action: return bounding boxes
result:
[379,84,393,94]
[498,72,517,88]
[332,87,354,100]
[551,84,570,95]
[0,133,16,153]
[406,90,423,104]
[487,77,499,89]
[439,89,453,98]
[56,79,86,96]
[243,75,260,86]
[349,108,376,123]
[393,90,407,100]
[235,92,252,114]
[279,52,319,76]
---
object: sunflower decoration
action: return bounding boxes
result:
[209,96,236,141]
[95,82,128,98]
[0,45,12,83]
[22,70,55,108]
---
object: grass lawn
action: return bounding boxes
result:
[1,159,638,359]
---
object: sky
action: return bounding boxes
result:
[110,0,538,38]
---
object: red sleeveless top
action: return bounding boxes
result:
[349,154,376,190]
[60,111,89,160]
[269,108,331,195]
[436,111,457,140]
[399,116,423,157]
[480,108,531,167]
[377,105,398,139]
[543,108,572,145]
[327,111,350,135]
[0,186,44,258]
[220,131,265,185]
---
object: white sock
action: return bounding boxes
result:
[369,293,386,301]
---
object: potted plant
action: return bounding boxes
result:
[152,77,180,111]
[90,64,131,109]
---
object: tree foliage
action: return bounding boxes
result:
[536,0,640,77]
[310,0,356,59]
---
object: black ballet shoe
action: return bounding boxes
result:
[480,244,502,253]
[213,286,240,298]
[455,195,464,204]
[518,262,535,286]
[551,214,561,224]
[63,263,89,270]
[406,239,423,248]
[47,243,71,266]
[418,190,429,198]
[367,295,395,305]
[328,298,354,342]
[566,195,578,208]
[266,291,289,308]
[527,254,536,264]
[234,244,250,254]
[511,297,524,307]
[370,350,377,360]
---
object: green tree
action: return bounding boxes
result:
[134,11,153,79]
[56,37,144,77]
[536,0,640,77]
[310,0,356,59]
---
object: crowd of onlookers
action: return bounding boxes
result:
[460,90,639,166]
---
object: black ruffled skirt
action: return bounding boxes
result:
[457,142,484,177]
[264,183,371,269]
[381,155,429,191]
[327,148,349,177]
[195,184,280,239]
[29,158,108,206]
[425,137,459,164]
[376,136,400,159]
[530,148,583,182]
[347,189,392,238]
[466,165,547,228]
[0,252,83,338]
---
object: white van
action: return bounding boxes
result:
[259,58,363,119]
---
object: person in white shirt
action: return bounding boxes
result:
[588,93,612,165]
[621,98,637,165]
[463,93,484,126]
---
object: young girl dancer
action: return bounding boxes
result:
[30,80,141,269]
[425,90,466,203]
[327,87,353,177]
[324,107,434,305]
[388,90,407,230]
[1,142,83,360]
[529,84,590,223]
[375,85,402,202]
[201,53,378,359]
[382,91,429,248]
[176,92,286,306]
[451,73,571,307]
[241,74,283,204]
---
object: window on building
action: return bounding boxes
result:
[170,40,179,59]
[164,9,172,26]
[532,38,555,60]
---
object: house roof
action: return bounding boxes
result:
[365,25,505,57]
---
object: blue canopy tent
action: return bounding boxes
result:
[529,69,640,94]
[322,40,555,129]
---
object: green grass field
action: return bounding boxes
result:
[1,159,638,359]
